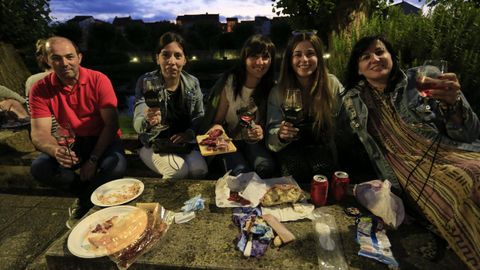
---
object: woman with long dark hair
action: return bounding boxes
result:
[201,34,276,178]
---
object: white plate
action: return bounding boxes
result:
[67,205,143,258]
[91,178,144,207]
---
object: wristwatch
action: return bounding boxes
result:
[89,154,99,165]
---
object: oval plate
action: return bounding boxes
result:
[67,205,146,258]
[91,178,144,207]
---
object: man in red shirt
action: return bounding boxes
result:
[29,36,127,228]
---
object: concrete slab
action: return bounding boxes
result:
[44,178,468,270]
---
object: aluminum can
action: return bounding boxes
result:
[332,171,350,201]
[311,175,329,206]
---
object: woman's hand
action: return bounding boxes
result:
[245,124,264,141]
[170,133,189,144]
[278,121,299,141]
[426,73,461,105]
[144,107,161,126]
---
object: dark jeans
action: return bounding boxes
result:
[217,140,276,179]
[276,140,335,190]
[30,137,127,208]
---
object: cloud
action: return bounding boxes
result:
[50,0,276,22]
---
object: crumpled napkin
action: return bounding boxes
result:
[181,194,205,212]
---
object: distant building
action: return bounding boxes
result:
[66,15,103,50]
[67,15,96,30]
[176,13,220,30]
[254,16,271,36]
[390,1,421,15]
[112,16,144,34]
[225,17,238,33]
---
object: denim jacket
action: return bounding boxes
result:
[133,70,204,146]
[340,68,480,187]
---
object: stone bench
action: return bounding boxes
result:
[0,130,157,194]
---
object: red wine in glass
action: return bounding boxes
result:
[282,88,303,125]
[282,106,303,125]
[55,124,76,164]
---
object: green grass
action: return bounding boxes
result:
[119,114,135,135]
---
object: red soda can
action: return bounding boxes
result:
[332,171,350,201]
[311,175,329,206]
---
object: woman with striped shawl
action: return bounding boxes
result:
[340,35,480,269]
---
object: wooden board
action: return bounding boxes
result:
[196,134,237,156]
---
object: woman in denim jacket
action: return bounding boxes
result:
[133,32,207,179]
[341,35,480,269]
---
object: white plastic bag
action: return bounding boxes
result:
[353,179,405,229]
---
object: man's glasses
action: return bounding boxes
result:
[291,30,318,36]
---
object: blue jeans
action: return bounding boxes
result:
[219,140,276,178]
[30,137,127,207]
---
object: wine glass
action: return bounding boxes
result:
[54,123,75,164]
[416,60,448,113]
[238,97,259,144]
[281,88,303,140]
[143,77,169,132]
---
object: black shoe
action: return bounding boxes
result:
[66,199,90,229]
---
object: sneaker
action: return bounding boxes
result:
[65,199,90,229]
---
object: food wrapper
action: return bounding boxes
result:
[108,203,174,270]
[261,202,314,222]
[215,172,306,208]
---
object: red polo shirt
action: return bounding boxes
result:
[29,67,121,137]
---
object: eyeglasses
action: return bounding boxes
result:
[291,30,318,36]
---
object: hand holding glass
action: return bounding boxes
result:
[143,77,169,132]
[239,98,260,144]
[54,123,76,165]
[282,88,303,125]
[416,60,448,112]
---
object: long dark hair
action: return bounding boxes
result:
[278,31,334,133]
[226,34,276,108]
[344,35,400,91]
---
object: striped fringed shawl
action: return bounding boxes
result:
[362,86,480,270]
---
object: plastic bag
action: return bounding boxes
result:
[311,208,348,270]
[353,179,405,229]
[109,203,174,270]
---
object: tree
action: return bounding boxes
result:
[0,0,52,48]
[232,23,255,49]
[328,1,480,116]
[269,19,292,49]
[185,21,222,51]
[124,23,149,51]
[0,0,52,94]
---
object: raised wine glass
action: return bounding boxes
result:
[416,60,448,113]
[54,123,75,165]
[143,77,169,133]
[238,97,259,144]
[281,88,303,140]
